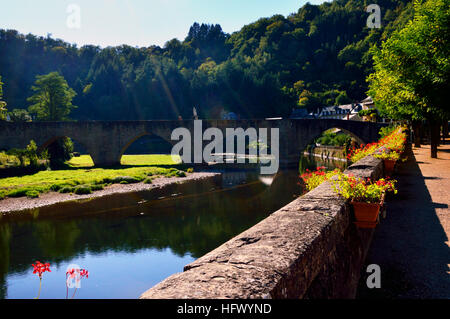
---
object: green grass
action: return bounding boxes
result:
[0,154,188,200]
[68,154,181,167]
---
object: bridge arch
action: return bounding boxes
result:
[38,135,94,167]
[303,127,366,150]
[118,132,176,165]
[284,119,384,170]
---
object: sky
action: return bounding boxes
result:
[0,0,330,48]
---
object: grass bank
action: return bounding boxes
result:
[0,154,190,200]
[69,154,181,167]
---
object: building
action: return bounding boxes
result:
[289,108,316,119]
[361,96,375,110]
[289,97,379,122]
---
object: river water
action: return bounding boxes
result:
[0,156,346,299]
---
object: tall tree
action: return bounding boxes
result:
[0,76,7,121]
[27,72,77,121]
[368,0,450,158]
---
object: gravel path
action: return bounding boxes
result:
[357,141,450,299]
[0,172,219,214]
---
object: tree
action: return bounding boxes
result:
[27,72,77,167]
[368,0,450,158]
[27,72,77,121]
[47,137,74,168]
[0,76,7,121]
[8,108,32,122]
[0,1,414,121]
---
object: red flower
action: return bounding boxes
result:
[32,261,51,278]
[80,269,89,279]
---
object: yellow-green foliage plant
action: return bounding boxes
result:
[331,171,397,203]
[300,166,341,192]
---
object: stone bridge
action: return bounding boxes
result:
[0,119,385,167]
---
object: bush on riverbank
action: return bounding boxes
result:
[74,185,93,195]
[315,130,352,147]
[0,140,48,169]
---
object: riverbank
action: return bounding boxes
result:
[0,154,187,200]
[0,172,219,214]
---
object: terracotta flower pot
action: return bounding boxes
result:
[383,159,396,176]
[351,201,382,229]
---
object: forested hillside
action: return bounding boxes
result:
[0,0,413,121]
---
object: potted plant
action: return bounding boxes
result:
[332,173,397,228]
[374,150,400,176]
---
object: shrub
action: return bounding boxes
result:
[50,184,62,192]
[7,188,29,198]
[90,184,104,191]
[26,190,40,198]
[358,109,377,117]
[175,170,186,177]
[144,178,153,184]
[315,131,351,147]
[186,168,194,173]
[26,140,39,167]
[74,185,92,195]
[166,169,186,177]
[59,186,74,193]
[100,177,113,184]
[112,176,142,184]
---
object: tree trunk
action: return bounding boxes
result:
[430,120,440,158]
[442,120,448,144]
[437,125,441,146]
[412,121,421,148]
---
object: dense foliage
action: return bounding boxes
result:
[0,76,6,120]
[27,72,77,121]
[0,140,47,169]
[315,130,352,146]
[0,0,413,121]
[368,0,450,157]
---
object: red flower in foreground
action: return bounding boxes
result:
[32,261,51,279]
[32,261,51,299]
[80,269,89,279]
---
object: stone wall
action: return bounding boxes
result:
[306,145,347,161]
[140,154,384,299]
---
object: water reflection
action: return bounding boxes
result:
[0,156,344,299]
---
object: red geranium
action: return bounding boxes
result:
[32,261,51,279]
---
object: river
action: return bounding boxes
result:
[0,156,346,299]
